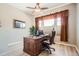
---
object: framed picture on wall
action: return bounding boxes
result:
[14,19,26,29]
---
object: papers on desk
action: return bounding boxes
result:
[29,34,49,39]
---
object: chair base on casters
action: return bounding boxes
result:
[49,48,55,54]
[42,42,55,54]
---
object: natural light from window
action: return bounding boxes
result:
[38,17,61,27]
[57,17,61,26]
[44,19,54,26]
[39,20,42,27]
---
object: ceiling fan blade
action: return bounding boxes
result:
[41,7,48,10]
[26,7,35,9]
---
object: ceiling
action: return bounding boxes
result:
[8,3,68,15]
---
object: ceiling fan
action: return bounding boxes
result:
[26,3,48,12]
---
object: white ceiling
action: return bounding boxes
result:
[8,3,68,15]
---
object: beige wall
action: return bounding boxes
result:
[0,4,33,54]
[35,4,77,45]
[77,4,79,49]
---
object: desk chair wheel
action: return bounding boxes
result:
[51,48,55,51]
[48,48,55,54]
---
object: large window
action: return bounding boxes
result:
[39,20,42,27]
[38,18,61,27]
[44,19,54,26]
[57,17,61,26]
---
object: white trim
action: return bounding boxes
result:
[55,42,75,47]
[0,41,23,56]
[34,3,71,17]
[0,51,10,56]
[0,47,22,56]
[55,42,79,55]
[73,45,79,55]
[8,41,22,47]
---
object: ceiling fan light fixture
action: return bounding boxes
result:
[26,3,48,12]
[34,8,41,12]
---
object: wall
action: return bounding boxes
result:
[0,4,33,54]
[35,4,77,45]
[77,4,79,49]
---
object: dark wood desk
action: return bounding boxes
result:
[23,34,50,56]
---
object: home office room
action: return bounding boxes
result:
[0,1,79,59]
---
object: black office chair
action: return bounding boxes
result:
[50,31,56,44]
[42,31,56,54]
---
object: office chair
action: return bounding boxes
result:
[42,31,56,54]
[50,31,56,44]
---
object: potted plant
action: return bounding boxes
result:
[30,26,36,36]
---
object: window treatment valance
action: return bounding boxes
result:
[35,10,68,21]
[35,10,68,29]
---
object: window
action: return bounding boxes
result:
[57,17,61,26]
[39,20,42,27]
[38,17,61,27]
[43,19,54,26]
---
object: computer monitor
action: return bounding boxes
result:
[39,30,44,35]
[36,30,44,36]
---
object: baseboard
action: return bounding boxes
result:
[0,51,10,56]
[56,42,75,47]
[73,45,79,55]
[8,41,23,47]
[0,41,23,56]
[55,42,79,55]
